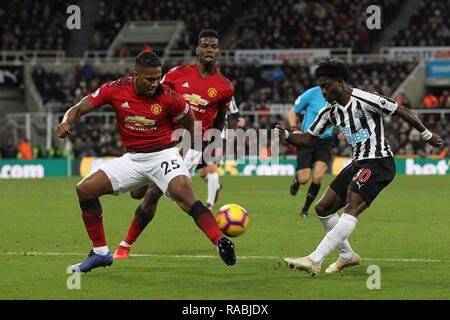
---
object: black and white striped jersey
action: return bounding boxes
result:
[221,96,240,139]
[307,88,398,161]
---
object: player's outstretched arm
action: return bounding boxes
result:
[275,125,318,147]
[56,96,95,139]
[394,105,442,147]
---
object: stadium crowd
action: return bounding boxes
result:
[389,0,450,47]
[1,0,414,54]
[1,59,444,160]
[224,0,406,53]
[1,0,449,161]
[0,0,72,51]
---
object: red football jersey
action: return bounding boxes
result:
[162,63,234,134]
[87,77,191,152]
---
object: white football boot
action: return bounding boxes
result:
[284,256,321,276]
[325,253,361,273]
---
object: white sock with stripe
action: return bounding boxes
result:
[318,213,355,260]
[309,213,358,263]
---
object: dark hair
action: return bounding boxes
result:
[314,58,351,83]
[198,29,220,43]
[135,51,161,68]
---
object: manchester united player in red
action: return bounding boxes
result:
[114,29,234,259]
[56,51,236,272]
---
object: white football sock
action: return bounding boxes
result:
[93,245,110,256]
[318,213,355,260]
[119,241,131,248]
[206,172,219,204]
[309,213,358,263]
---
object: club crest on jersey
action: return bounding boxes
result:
[183,93,209,106]
[354,109,364,118]
[207,88,218,98]
[124,115,156,126]
[149,103,162,115]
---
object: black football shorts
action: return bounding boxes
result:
[329,157,396,206]
[296,137,333,170]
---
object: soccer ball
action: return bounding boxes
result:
[216,204,249,237]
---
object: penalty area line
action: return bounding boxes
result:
[0,251,448,263]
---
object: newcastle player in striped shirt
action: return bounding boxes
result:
[276,59,442,276]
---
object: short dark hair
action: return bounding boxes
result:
[314,58,351,83]
[198,29,220,44]
[135,51,161,68]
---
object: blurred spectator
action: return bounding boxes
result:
[18,138,33,159]
[390,0,450,46]
[142,44,153,52]
[422,93,439,109]
[396,92,411,108]
[265,65,285,83]
[438,90,450,108]
[0,0,72,52]
[1,138,18,159]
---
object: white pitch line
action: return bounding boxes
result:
[1,251,448,263]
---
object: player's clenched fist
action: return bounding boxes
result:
[274,125,289,140]
[56,121,72,138]
[427,133,443,148]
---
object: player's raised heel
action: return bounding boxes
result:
[284,256,321,276]
[72,250,113,273]
[325,253,361,273]
[217,237,236,266]
[113,245,131,259]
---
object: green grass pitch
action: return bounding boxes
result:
[0,175,449,300]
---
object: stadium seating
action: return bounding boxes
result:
[223,0,407,53]
[389,0,450,46]
[91,0,245,52]
[0,0,72,51]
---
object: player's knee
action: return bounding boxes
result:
[314,200,332,217]
[130,190,143,200]
[76,181,92,201]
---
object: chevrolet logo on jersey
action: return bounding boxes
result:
[124,115,156,126]
[183,93,209,106]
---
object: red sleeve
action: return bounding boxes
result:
[87,82,113,108]
[161,85,191,120]
[173,96,192,121]
[219,89,234,112]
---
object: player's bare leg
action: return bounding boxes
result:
[290,168,310,196]
[168,175,236,266]
[72,169,114,272]
[115,183,163,259]
[300,161,328,218]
